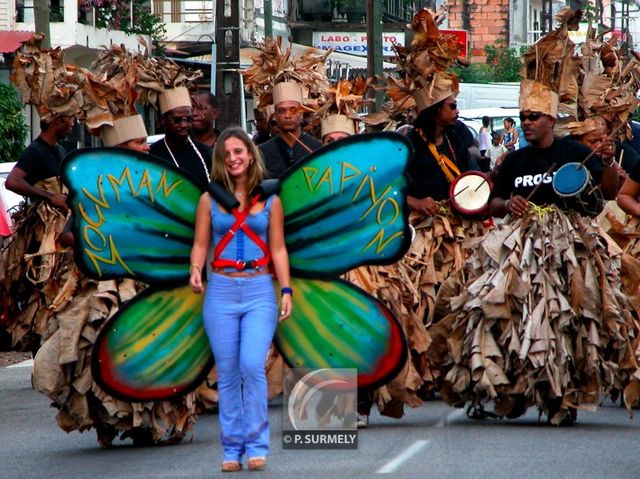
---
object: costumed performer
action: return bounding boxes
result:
[558,28,640,190]
[141,55,210,190]
[427,9,640,425]
[29,45,200,447]
[189,127,292,473]
[344,7,489,422]
[243,36,327,178]
[1,33,83,353]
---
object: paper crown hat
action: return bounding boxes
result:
[243,36,330,111]
[306,78,368,137]
[412,76,457,113]
[158,86,192,114]
[519,80,560,117]
[100,114,148,147]
[321,114,357,137]
[272,82,304,106]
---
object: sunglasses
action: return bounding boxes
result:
[168,116,194,124]
[444,102,457,110]
[519,112,543,122]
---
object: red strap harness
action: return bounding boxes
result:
[211,195,271,271]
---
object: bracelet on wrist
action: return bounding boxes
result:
[504,199,511,211]
[281,287,293,297]
[190,263,202,274]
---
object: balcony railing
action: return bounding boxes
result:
[152,0,213,24]
[297,0,434,23]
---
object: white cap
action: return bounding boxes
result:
[321,114,356,138]
[100,114,148,146]
[158,86,192,114]
[272,82,303,106]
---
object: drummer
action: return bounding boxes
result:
[489,81,618,218]
[406,91,480,216]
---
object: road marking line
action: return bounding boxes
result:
[435,408,465,428]
[376,440,430,474]
[6,359,33,369]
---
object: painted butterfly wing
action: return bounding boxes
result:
[275,276,407,390]
[92,284,213,401]
[62,148,201,283]
[281,132,412,278]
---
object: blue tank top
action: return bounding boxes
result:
[210,195,273,271]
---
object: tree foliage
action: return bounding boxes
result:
[453,39,525,83]
[0,84,28,163]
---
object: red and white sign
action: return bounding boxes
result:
[312,32,405,57]
[440,29,468,58]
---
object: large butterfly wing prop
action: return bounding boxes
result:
[62,148,213,400]
[281,132,412,278]
[62,148,201,283]
[277,132,413,389]
[63,134,413,400]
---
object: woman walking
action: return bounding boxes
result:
[501,117,519,152]
[189,127,292,472]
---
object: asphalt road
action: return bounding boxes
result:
[2,361,640,479]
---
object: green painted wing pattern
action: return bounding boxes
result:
[275,277,407,390]
[92,284,213,401]
[281,132,412,277]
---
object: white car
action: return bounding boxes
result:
[0,162,25,233]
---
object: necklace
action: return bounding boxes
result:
[163,136,211,182]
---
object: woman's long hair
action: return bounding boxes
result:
[211,127,265,197]
[413,100,445,143]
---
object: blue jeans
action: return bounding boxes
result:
[202,273,277,461]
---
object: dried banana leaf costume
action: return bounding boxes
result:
[345,9,491,417]
[427,10,640,425]
[2,35,81,353]
[8,44,203,446]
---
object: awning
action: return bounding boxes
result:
[0,30,33,53]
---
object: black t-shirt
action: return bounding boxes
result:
[15,137,66,185]
[406,127,477,201]
[259,133,322,178]
[149,138,212,190]
[491,138,604,215]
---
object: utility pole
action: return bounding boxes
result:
[366,0,384,112]
[33,0,51,48]
[215,0,242,129]
[264,0,273,39]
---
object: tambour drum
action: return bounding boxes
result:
[552,162,590,197]
[449,171,492,216]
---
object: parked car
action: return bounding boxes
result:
[0,162,24,234]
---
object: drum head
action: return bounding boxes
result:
[450,172,491,215]
[553,162,589,197]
